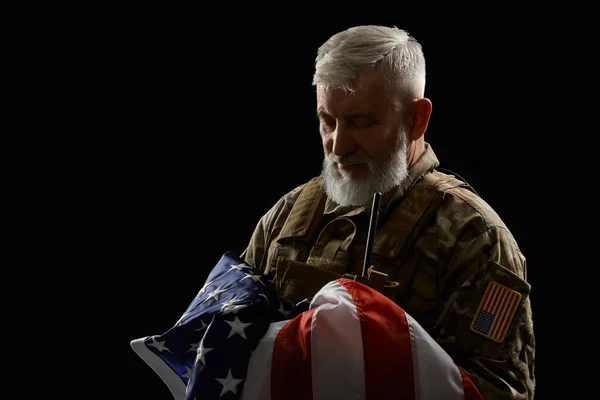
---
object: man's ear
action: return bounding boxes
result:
[410,98,432,140]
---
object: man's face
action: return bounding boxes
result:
[317,69,410,206]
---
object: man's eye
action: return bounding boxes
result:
[320,117,336,129]
[351,116,374,128]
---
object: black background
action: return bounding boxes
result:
[9,6,581,399]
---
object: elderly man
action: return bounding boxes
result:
[242,25,535,399]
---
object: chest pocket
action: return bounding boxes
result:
[305,217,358,273]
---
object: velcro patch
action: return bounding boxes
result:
[470,281,522,343]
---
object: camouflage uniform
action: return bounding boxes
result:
[242,143,535,399]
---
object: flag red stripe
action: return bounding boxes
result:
[270,309,316,400]
[487,284,503,315]
[487,288,506,335]
[338,279,415,400]
[491,291,519,340]
[489,289,509,338]
[457,366,485,399]
[479,283,494,311]
[481,283,497,311]
[484,283,501,311]
[493,287,509,316]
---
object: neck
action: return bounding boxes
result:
[406,138,425,167]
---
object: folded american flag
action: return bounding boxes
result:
[131,251,483,400]
[130,251,305,400]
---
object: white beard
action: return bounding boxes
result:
[321,133,410,207]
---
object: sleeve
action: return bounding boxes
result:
[432,225,536,400]
[241,183,306,273]
[240,214,269,272]
[240,202,281,274]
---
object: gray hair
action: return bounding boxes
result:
[312,25,426,100]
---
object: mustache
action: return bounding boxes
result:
[328,153,373,167]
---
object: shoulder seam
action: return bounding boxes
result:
[445,186,504,232]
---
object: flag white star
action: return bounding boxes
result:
[222,303,248,315]
[202,286,229,304]
[187,342,199,353]
[194,320,208,331]
[228,263,253,273]
[240,272,266,286]
[175,309,195,326]
[225,316,252,339]
[215,368,244,397]
[195,339,213,366]
[198,279,215,295]
[220,295,249,315]
[181,365,193,380]
[147,336,171,353]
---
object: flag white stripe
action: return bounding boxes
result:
[491,291,518,339]
[241,320,289,400]
[310,280,366,400]
[405,314,465,400]
[485,284,500,312]
[488,288,506,336]
[490,290,508,338]
[130,337,187,400]
[490,287,507,315]
[242,281,474,400]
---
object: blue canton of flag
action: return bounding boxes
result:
[130,251,307,400]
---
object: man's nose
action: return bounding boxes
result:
[332,124,356,157]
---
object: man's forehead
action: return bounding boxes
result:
[316,75,388,115]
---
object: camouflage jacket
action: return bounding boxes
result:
[242,143,535,399]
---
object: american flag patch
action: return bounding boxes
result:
[470,281,522,343]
